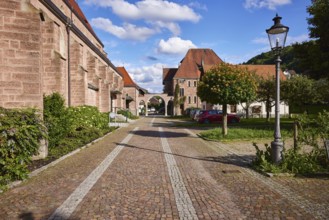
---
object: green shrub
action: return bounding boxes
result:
[252,143,326,174]
[0,107,46,189]
[44,93,71,149]
[117,109,139,120]
[49,126,103,159]
[43,94,113,160]
[252,110,329,174]
[67,105,109,130]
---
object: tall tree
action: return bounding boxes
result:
[281,75,320,113]
[308,0,329,52]
[256,77,276,122]
[173,83,186,116]
[293,0,329,79]
[314,78,329,103]
[197,63,257,135]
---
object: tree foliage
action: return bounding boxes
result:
[0,108,46,189]
[244,46,299,72]
[197,63,258,105]
[246,1,329,80]
[308,0,329,51]
[197,63,258,135]
[173,83,186,115]
[281,75,320,111]
[256,77,276,121]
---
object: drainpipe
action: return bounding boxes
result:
[66,6,72,106]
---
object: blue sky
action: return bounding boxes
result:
[78,0,311,93]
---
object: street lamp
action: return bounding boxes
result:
[266,14,289,163]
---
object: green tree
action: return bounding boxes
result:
[173,83,186,116]
[314,78,329,103]
[197,63,258,135]
[281,75,320,113]
[292,0,329,79]
[308,0,329,52]
[293,41,325,79]
[256,77,276,122]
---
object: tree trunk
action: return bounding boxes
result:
[266,100,270,122]
[222,104,228,136]
[246,106,250,119]
[293,121,298,151]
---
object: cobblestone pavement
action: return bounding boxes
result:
[0,117,328,219]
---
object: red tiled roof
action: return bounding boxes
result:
[163,68,177,84]
[239,65,285,80]
[66,0,102,46]
[116,67,137,87]
[174,48,223,79]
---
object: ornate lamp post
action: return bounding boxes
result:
[266,14,289,163]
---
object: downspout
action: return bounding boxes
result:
[66,7,72,106]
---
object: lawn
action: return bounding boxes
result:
[194,118,295,141]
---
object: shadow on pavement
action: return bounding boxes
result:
[202,154,254,167]
[132,130,189,138]
[19,212,34,220]
[118,142,254,168]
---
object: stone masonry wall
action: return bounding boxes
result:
[173,79,202,114]
[0,0,43,109]
[1,0,124,112]
[123,87,138,115]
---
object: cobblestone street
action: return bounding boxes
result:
[0,117,328,219]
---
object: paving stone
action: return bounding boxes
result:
[0,117,328,219]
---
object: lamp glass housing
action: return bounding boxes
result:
[266,14,289,51]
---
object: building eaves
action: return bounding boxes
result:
[64,0,103,47]
[117,67,137,87]
[41,0,122,77]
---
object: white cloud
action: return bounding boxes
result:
[85,0,201,22]
[90,17,157,41]
[286,34,309,45]
[188,1,208,11]
[158,37,197,55]
[128,63,165,93]
[150,21,181,36]
[244,0,292,10]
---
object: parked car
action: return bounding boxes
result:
[196,110,240,124]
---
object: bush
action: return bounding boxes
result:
[0,107,46,189]
[252,110,329,174]
[44,93,71,149]
[117,109,139,120]
[43,94,114,160]
[67,105,109,130]
[49,126,103,159]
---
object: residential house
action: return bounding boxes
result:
[0,0,124,112]
[163,48,223,114]
[236,65,289,117]
[117,67,147,115]
[163,48,288,117]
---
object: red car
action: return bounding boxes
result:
[197,110,240,124]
